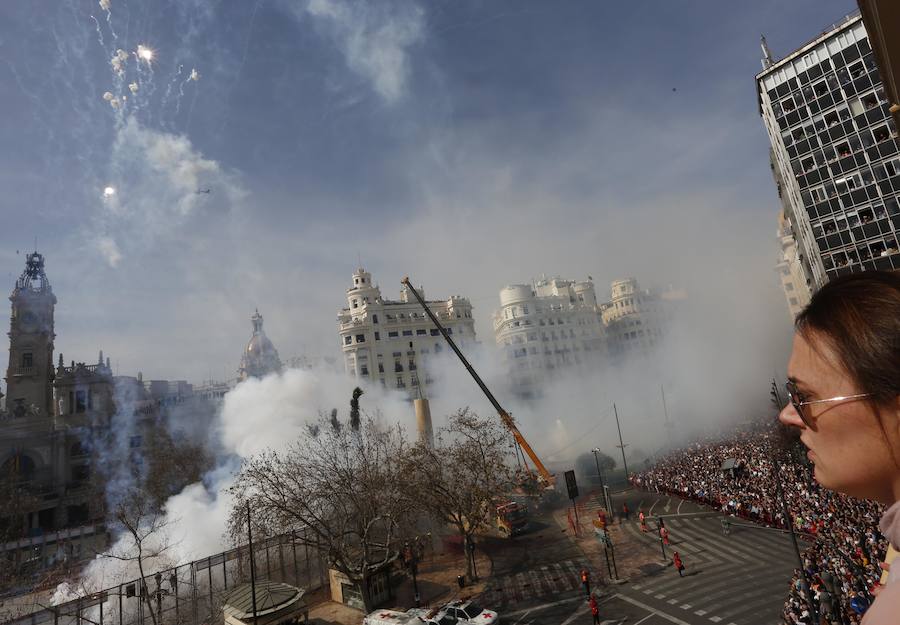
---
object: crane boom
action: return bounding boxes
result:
[401,277,555,486]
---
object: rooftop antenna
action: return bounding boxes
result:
[761,34,774,69]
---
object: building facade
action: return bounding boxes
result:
[492,277,605,395]
[0,253,109,536]
[757,13,900,292]
[600,278,678,360]
[337,268,476,395]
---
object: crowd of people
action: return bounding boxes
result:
[633,423,888,624]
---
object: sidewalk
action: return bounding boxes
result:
[308,548,491,625]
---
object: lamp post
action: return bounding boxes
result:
[591,448,606,506]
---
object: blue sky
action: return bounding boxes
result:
[0,0,856,383]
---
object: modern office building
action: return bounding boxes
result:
[756,12,900,292]
[337,268,476,395]
[492,276,605,395]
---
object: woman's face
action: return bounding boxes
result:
[779,331,900,503]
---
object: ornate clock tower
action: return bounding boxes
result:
[5,251,56,420]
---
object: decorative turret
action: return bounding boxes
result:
[239,309,283,381]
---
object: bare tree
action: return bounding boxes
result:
[405,410,514,579]
[101,491,175,625]
[228,414,413,612]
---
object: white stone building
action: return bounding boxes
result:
[776,210,813,319]
[600,278,681,360]
[337,268,476,394]
[492,276,606,395]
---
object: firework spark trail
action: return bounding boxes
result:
[89,14,106,48]
[162,63,184,113]
[175,68,200,115]
[99,0,117,40]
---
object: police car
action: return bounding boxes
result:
[438,600,498,625]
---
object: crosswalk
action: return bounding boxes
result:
[480,558,591,605]
[619,516,797,625]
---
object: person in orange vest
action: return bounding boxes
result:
[622,501,630,521]
[673,551,685,577]
[660,526,670,545]
[589,594,600,624]
[639,510,647,532]
[580,568,591,596]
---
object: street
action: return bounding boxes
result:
[479,489,801,625]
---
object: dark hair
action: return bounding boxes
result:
[795,270,900,407]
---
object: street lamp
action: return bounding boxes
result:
[591,447,615,520]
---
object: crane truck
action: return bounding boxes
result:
[400,277,555,488]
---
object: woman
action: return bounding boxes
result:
[778,271,900,623]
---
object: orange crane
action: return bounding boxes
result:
[401,277,555,487]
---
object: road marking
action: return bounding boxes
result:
[649,499,659,515]
[504,595,583,617]
[512,610,531,625]
[680,604,691,609]
[529,569,545,597]
[677,499,684,514]
[643,588,654,594]
[559,603,588,625]
[614,593,693,625]
[694,609,707,615]
[664,497,671,512]
[667,599,678,604]
[709,617,722,623]
[634,616,655,625]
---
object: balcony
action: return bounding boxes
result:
[11,366,35,376]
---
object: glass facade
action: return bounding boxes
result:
[759,17,900,283]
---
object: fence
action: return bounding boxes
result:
[4,531,327,625]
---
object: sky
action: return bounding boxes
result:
[0,0,856,384]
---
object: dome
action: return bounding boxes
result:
[239,310,282,380]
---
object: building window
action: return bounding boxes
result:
[402,330,413,336]
[430,328,439,336]
[360,366,369,376]
[344,335,352,345]
[378,363,384,373]
[352,299,358,308]
[372,314,379,324]
[374,332,380,341]
[416,329,427,335]
[355,334,365,343]
[388,331,398,338]
[75,390,87,413]
[21,352,33,368]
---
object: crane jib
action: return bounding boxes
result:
[400,277,555,486]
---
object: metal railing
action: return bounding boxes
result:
[4,530,326,625]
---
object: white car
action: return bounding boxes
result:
[439,600,499,625]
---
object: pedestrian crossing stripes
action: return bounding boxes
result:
[620,515,795,625]
[480,559,591,605]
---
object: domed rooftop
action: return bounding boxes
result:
[239,310,282,381]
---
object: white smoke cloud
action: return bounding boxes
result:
[292,0,425,103]
[91,116,246,267]
[55,366,415,601]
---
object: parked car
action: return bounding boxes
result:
[438,600,499,625]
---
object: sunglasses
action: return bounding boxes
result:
[785,379,873,428]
